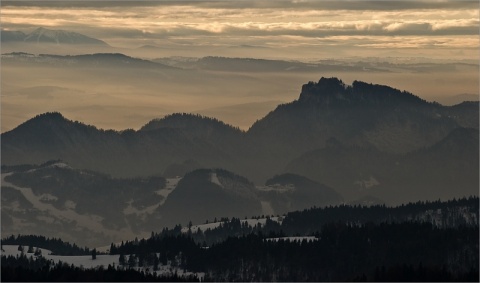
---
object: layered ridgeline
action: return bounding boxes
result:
[2,78,477,201]
[1,161,340,247]
[247,77,476,159]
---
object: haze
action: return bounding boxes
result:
[1,0,478,132]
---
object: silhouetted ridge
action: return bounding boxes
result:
[299,77,347,103]
[141,113,243,134]
[298,77,427,106]
[10,112,102,135]
[351,80,426,104]
[71,53,150,63]
[3,52,173,69]
[33,112,65,121]
[54,53,164,68]
[1,111,119,161]
[14,112,68,130]
[451,101,479,107]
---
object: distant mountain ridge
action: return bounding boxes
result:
[1,52,172,69]
[141,113,243,134]
[248,77,475,156]
[1,27,108,45]
[298,77,426,105]
[153,56,387,73]
[2,78,478,205]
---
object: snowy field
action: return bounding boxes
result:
[181,216,284,233]
[265,236,319,242]
[1,245,204,279]
[2,245,118,269]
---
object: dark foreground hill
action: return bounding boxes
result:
[3,197,477,281]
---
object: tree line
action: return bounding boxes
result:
[1,253,199,282]
[109,222,478,281]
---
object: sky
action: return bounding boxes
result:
[1,0,479,60]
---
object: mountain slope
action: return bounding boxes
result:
[248,77,466,154]
[141,113,243,137]
[157,169,263,227]
[1,112,131,175]
[1,52,172,69]
[3,27,109,45]
[260,173,343,214]
[285,128,479,205]
[243,77,475,181]
[1,161,167,247]
[1,30,26,42]
[1,112,242,178]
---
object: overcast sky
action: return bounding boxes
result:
[1,0,478,60]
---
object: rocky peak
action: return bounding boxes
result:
[298,77,426,107]
[298,77,347,103]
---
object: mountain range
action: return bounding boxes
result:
[1,27,109,46]
[1,76,478,245]
[2,77,477,196]
[1,161,342,246]
[1,52,170,69]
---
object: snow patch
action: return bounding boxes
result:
[355,176,380,190]
[123,177,182,217]
[209,172,223,187]
[64,200,76,210]
[4,200,23,212]
[40,194,58,202]
[241,217,283,227]
[1,173,131,239]
[265,236,319,242]
[180,217,283,233]
[155,177,181,206]
[48,162,71,169]
[181,222,223,233]
[2,245,204,279]
[2,245,118,269]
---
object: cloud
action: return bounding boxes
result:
[2,0,477,10]
[1,1,478,57]
[4,7,477,37]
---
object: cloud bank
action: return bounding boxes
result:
[1,0,478,59]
